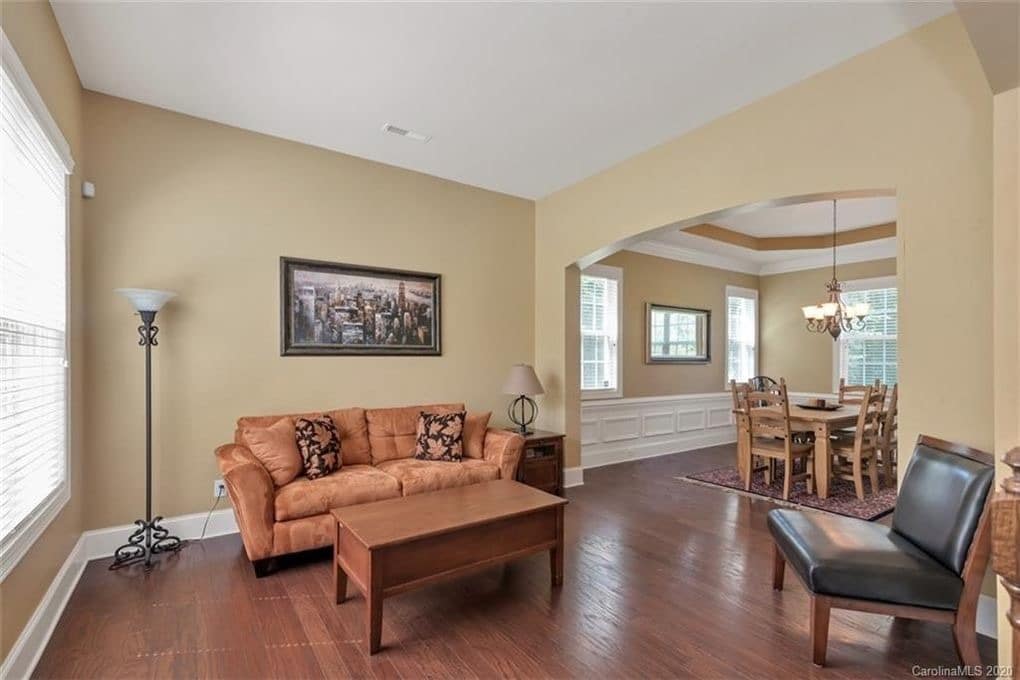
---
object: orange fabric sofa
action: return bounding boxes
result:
[214,402,524,575]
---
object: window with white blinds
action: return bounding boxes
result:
[726,286,757,384]
[0,32,74,578]
[580,265,622,398]
[836,278,897,389]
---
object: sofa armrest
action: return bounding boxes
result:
[215,443,275,561]
[483,428,525,480]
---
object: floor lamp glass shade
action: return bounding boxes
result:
[115,288,177,312]
[502,364,544,435]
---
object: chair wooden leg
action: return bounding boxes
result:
[952,604,982,667]
[745,457,753,491]
[851,456,865,500]
[772,543,785,591]
[868,453,880,494]
[884,445,897,486]
[782,457,792,500]
[810,595,831,667]
[806,457,815,495]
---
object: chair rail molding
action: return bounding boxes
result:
[580,391,840,469]
[581,392,737,468]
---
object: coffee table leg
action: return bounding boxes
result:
[367,551,383,654]
[334,524,347,604]
[550,505,564,587]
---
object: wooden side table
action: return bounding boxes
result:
[509,429,565,497]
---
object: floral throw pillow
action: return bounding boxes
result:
[294,415,341,479]
[413,411,465,462]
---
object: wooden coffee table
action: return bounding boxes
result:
[331,479,567,654]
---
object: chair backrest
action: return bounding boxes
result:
[748,376,778,393]
[748,379,792,442]
[892,435,995,575]
[882,383,898,443]
[730,380,750,413]
[838,378,881,405]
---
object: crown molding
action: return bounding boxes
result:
[626,241,761,275]
[627,237,896,277]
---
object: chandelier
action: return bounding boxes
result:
[801,200,870,340]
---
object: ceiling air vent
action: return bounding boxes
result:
[381,123,431,143]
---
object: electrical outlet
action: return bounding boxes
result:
[213,479,227,498]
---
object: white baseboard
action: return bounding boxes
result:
[0,535,87,680]
[83,508,238,561]
[563,466,584,488]
[977,594,999,639]
[583,429,736,469]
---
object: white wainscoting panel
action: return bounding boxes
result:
[581,393,736,469]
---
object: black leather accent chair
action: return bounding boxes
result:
[768,435,995,668]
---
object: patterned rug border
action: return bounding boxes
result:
[675,471,896,522]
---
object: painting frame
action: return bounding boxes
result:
[645,302,711,364]
[280,256,441,356]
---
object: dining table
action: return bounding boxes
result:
[739,402,864,499]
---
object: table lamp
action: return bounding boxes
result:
[502,364,544,435]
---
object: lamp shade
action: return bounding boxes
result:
[501,364,544,396]
[115,288,177,312]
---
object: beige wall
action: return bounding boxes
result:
[0,0,85,663]
[535,14,993,492]
[81,92,535,528]
[992,86,1018,669]
[760,258,896,394]
[593,250,759,398]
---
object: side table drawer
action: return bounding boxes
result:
[521,457,559,491]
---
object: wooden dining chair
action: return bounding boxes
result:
[747,379,814,500]
[731,380,773,486]
[878,383,899,486]
[837,378,881,405]
[829,384,886,499]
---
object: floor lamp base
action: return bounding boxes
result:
[109,517,183,570]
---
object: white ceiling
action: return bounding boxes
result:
[52,2,953,199]
[713,197,897,237]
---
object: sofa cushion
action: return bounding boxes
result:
[239,417,303,486]
[235,407,371,466]
[768,508,963,610]
[366,403,464,464]
[413,411,466,461]
[376,458,500,496]
[463,412,492,459]
[295,415,341,479]
[274,464,401,521]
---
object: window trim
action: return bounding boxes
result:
[831,275,897,393]
[724,285,758,388]
[0,28,74,582]
[580,263,623,400]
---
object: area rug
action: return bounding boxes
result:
[678,465,896,521]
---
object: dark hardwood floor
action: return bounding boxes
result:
[34,444,995,679]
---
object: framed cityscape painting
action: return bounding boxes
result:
[280,257,441,356]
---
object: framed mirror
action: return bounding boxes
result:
[645,303,711,363]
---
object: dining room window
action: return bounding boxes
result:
[580,264,622,399]
[0,31,75,579]
[835,276,897,389]
[726,286,757,384]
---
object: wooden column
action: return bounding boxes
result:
[991,447,1020,665]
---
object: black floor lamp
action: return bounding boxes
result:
[111,288,183,570]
